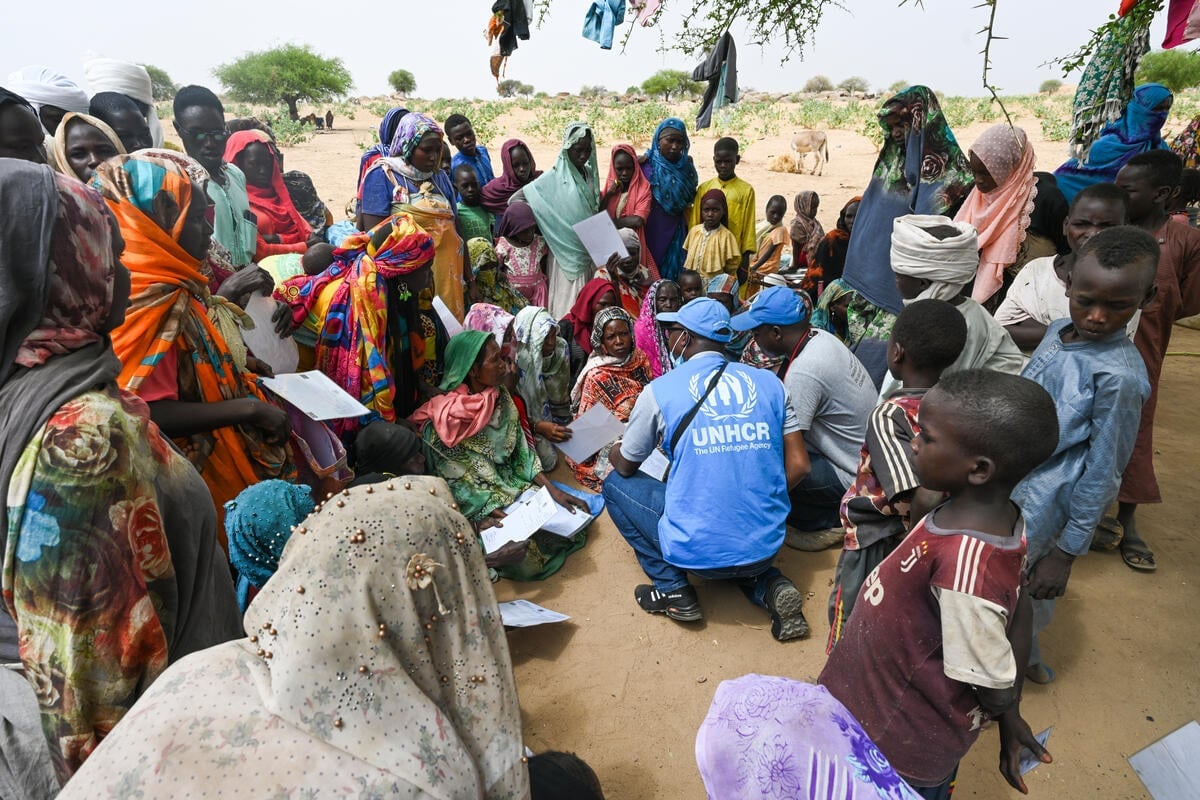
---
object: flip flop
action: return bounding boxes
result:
[1090,516,1124,551]
[1025,663,1055,685]
[1121,539,1158,572]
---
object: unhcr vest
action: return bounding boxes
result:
[654,352,789,570]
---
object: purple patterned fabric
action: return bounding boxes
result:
[696,675,920,800]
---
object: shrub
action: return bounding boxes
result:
[837,76,869,93]
[803,75,834,93]
[1039,79,1063,94]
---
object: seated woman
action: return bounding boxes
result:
[51,111,124,182]
[954,123,1038,304]
[347,419,427,486]
[58,476,602,799]
[568,307,652,491]
[559,277,618,380]
[481,137,542,216]
[411,331,586,523]
[809,278,853,342]
[224,479,315,612]
[95,152,296,539]
[696,675,921,799]
[465,302,516,350]
[224,130,318,260]
[275,215,438,435]
[0,161,240,787]
[468,236,527,314]
[633,278,682,377]
[514,307,574,470]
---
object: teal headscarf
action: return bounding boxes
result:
[225,480,315,612]
[439,329,493,390]
[523,122,600,281]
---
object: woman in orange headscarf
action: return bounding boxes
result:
[95,152,295,541]
[224,129,316,260]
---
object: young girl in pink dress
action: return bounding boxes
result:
[494,203,549,307]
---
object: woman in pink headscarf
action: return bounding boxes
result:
[955,123,1037,304]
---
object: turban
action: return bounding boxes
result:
[890,214,979,304]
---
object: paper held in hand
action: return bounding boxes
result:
[432,296,465,337]
[572,211,629,267]
[480,486,594,553]
[261,371,371,420]
[554,403,626,463]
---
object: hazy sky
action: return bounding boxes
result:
[4,2,1183,100]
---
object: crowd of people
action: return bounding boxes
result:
[1,58,1198,799]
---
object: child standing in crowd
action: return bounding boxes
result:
[1112,149,1200,571]
[828,299,967,651]
[495,202,550,307]
[677,268,705,304]
[690,137,757,279]
[445,113,494,184]
[454,164,495,243]
[996,183,1135,352]
[683,188,741,284]
[747,194,789,296]
[821,369,1058,798]
[1013,226,1157,684]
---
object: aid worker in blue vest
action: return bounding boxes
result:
[604,298,813,641]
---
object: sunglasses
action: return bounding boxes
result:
[180,127,229,143]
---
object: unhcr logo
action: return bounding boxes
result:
[687,369,772,453]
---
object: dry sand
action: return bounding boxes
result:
[258,107,1200,799]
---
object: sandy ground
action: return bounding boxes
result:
[263,107,1199,799]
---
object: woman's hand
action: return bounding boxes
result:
[271,301,298,337]
[217,267,275,308]
[548,484,590,514]
[484,539,529,568]
[536,421,572,443]
[247,399,290,444]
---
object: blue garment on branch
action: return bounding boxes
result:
[583,0,626,50]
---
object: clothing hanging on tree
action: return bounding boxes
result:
[1066,11,1150,161]
[1163,0,1200,48]
[583,0,627,50]
[692,32,738,130]
[629,0,662,26]
[490,0,531,58]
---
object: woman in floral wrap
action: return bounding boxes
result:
[0,161,240,788]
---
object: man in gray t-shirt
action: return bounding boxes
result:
[732,287,877,538]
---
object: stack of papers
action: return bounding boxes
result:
[479,487,595,554]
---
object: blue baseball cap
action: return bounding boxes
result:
[657,297,733,343]
[729,286,809,331]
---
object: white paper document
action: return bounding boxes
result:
[555,404,626,463]
[480,487,558,553]
[638,448,671,481]
[241,292,299,374]
[572,211,628,267]
[1130,720,1200,799]
[498,599,570,628]
[432,296,464,337]
[261,371,370,420]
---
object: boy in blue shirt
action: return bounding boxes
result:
[1012,225,1158,684]
[445,113,494,185]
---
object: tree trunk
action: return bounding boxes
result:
[284,96,300,120]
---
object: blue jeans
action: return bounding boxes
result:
[787,449,847,531]
[602,471,782,608]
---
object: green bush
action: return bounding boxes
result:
[803,75,834,93]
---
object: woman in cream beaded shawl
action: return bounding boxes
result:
[59,476,530,800]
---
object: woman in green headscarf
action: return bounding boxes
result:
[409,331,587,526]
[467,236,527,315]
[521,121,600,318]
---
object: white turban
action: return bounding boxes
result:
[82,57,163,147]
[5,65,90,118]
[890,214,980,304]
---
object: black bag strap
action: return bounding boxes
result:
[668,360,728,456]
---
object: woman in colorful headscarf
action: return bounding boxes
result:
[840,86,974,386]
[696,675,922,800]
[481,137,542,215]
[956,123,1038,303]
[355,105,407,196]
[559,277,618,380]
[468,236,528,314]
[568,306,653,491]
[802,196,860,304]
[788,190,824,274]
[512,306,574,470]
[809,278,854,342]
[224,130,315,260]
[95,152,295,538]
[633,278,682,378]
[50,111,124,182]
[275,215,437,435]
[601,143,658,278]
[360,112,472,321]
[522,122,601,318]
[641,117,699,280]
[0,162,239,787]
[224,479,314,613]
[1055,83,1173,203]
[465,302,517,351]
[57,476,537,799]
[412,331,587,521]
